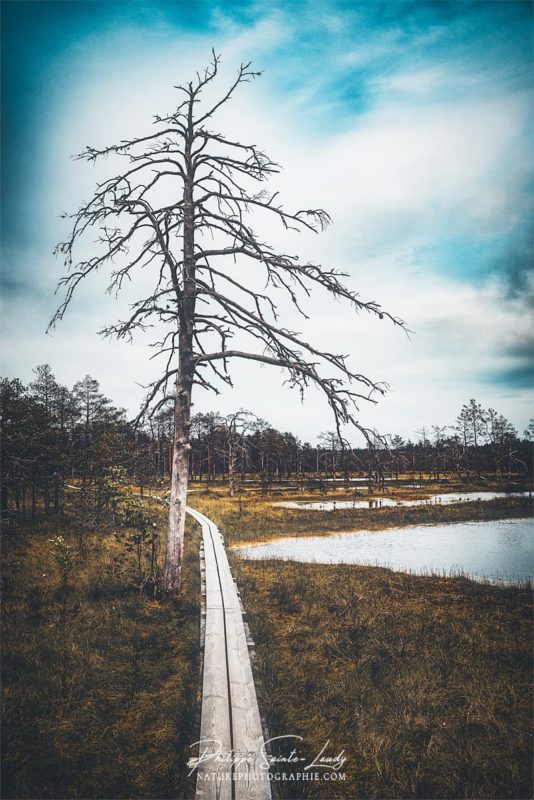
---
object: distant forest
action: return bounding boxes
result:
[1,364,533,513]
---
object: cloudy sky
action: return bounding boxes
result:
[1,0,532,443]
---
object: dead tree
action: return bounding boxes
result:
[221,410,256,496]
[51,52,405,591]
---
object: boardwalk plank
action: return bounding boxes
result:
[187,507,272,800]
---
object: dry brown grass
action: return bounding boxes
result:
[232,558,533,799]
[2,480,531,799]
[190,489,532,544]
[1,505,201,799]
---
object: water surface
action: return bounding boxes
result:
[278,491,530,511]
[236,518,534,582]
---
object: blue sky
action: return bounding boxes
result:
[1,0,532,440]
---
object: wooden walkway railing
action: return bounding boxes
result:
[186,507,272,800]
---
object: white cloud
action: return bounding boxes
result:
[2,13,531,442]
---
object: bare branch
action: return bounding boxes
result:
[53,51,406,455]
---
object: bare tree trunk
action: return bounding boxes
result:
[163,113,196,593]
[164,378,192,591]
[228,441,236,496]
[31,479,37,517]
[54,476,62,512]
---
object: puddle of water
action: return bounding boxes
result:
[236,518,534,582]
[277,491,531,511]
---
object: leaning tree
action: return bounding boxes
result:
[51,53,405,591]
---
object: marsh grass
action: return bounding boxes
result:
[232,558,533,799]
[1,506,201,799]
[188,484,532,798]
[2,480,531,799]
[190,490,532,544]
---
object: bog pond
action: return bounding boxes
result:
[235,517,534,582]
[276,491,530,511]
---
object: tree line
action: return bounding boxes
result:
[1,365,532,514]
[1,366,131,516]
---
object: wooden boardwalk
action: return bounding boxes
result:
[186,507,272,800]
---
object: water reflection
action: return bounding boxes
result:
[278,491,531,511]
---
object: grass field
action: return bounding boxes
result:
[1,505,201,800]
[190,483,533,799]
[232,558,533,799]
[1,478,532,799]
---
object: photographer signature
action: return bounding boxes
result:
[188,735,347,775]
